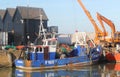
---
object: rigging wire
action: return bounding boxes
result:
[71,0,78,33]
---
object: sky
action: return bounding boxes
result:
[1,0,120,34]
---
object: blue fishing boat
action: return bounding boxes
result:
[14,35,102,70]
[14,14,102,70]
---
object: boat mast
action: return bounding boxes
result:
[39,15,46,38]
[34,9,47,45]
[39,14,47,42]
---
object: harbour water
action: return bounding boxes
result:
[0,63,120,77]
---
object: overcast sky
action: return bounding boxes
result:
[1,0,120,34]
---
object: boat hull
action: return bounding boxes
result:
[15,56,99,70]
[105,52,120,63]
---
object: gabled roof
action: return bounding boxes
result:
[17,6,48,20]
[0,10,5,19]
[7,8,15,17]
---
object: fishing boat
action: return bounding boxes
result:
[14,14,102,70]
[14,33,102,70]
[104,44,120,63]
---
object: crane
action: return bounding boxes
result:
[96,12,120,46]
[96,13,108,39]
[77,0,120,47]
[96,12,115,40]
[77,0,107,44]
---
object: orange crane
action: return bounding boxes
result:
[77,0,120,47]
[77,0,107,44]
[96,13,108,40]
[96,12,120,45]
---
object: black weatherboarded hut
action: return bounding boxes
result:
[0,6,48,46]
[13,6,48,45]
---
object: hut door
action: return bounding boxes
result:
[44,47,49,60]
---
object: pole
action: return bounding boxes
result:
[27,0,29,45]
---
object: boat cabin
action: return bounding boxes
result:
[23,38,57,61]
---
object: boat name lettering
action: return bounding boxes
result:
[45,73,54,77]
[17,61,23,63]
[92,54,99,57]
[45,60,55,64]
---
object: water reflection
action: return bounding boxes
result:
[1,63,120,77]
[15,66,100,77]
[0,68,12,77]
[101,63,120,77]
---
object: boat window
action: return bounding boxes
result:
[48,41,57,45]
[37,47,42,52]
[40,47,42,52]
